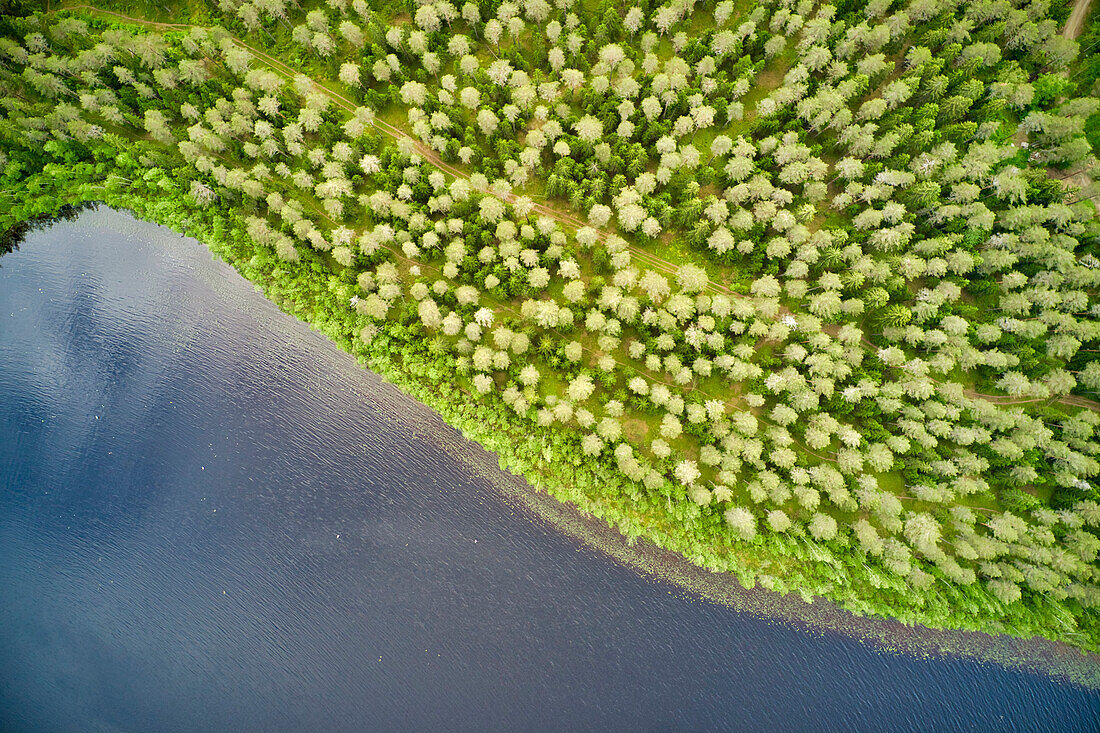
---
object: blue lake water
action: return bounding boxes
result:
[1,208,1099,731]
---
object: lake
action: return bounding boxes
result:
[2,208,1098,731]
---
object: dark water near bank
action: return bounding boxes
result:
[1,209,1098,732]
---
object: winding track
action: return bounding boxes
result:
[53,4,731,295]
[47,4,1100,412]
[231,38,728,293]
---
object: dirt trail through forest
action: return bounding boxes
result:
[55,4,188,29]
[53,4,733,296]
[47,4,1100,413]
[234,37,725,292]
[1065,0,1093,39]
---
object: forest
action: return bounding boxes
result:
[2,0,1100,653]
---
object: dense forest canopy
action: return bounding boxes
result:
[4,0,1100,652]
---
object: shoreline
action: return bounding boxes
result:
[408,363,1100,691]
[5,200,1100,689]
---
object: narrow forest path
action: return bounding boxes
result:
[47,3,1100,413]
[54,4,189,29]
[232,37,733,295]
[51,3,736,298]
[1065,0,1093,39]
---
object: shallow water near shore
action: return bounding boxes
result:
[1,208,1098,731]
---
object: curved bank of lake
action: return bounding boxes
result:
[1,208,1098,731]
